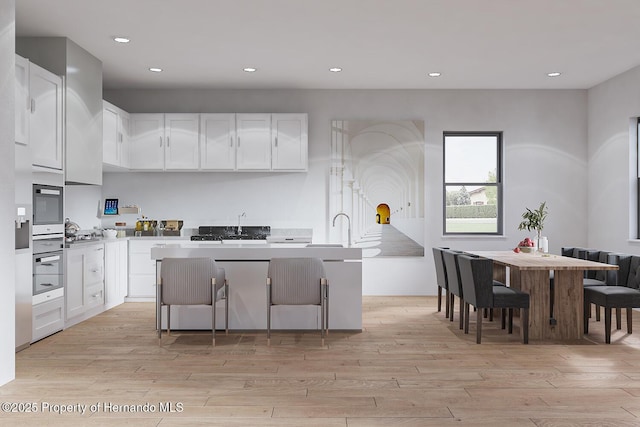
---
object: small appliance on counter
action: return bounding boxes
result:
[161,220,183,236]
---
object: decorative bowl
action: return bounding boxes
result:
[103,229,117,238]
[518,246,536,253]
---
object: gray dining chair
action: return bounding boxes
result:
[457,253,530,344]
[157,257,228,345]
[266,257,328,346]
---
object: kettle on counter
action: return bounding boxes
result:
[65,217,81,237]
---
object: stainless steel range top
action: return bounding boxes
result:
[190,225,270,241]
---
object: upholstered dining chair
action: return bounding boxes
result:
[432,247,450,318]
[584,253,637,343]
[457,254,530,344]
[157,257,228,345]
[266,257,328,346]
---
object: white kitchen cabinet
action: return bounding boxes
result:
[164,114,200,170]
[29,62,63,170]
[103,101,130,169]
[104,240,128,309]
[128,240,162,299]
[129,114,199,170]
[129,114,164,170]
[65,243,105,323]
[271,114,308,171]
[15,55,29,145]
[236,114,272,170]
[200,113,236,170]
[32,296,64,343]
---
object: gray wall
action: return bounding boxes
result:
[104,88,588,294]
[587,64,640,254]
[0,0,16,385]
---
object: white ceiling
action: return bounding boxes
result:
[15,0,640,90]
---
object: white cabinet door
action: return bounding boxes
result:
[15,55,29,145]
[29,62,63,170]
[272,114,308,171]
[129,114,164,170]
[104,240,127,309]
[102,102,120,166]
[65,244,104,320]
[164,114,199,170]
[103,101,130,168]
[200,113,236,170]
[118,111,130,168]
[65,248,85,319]
[236,114,271,170]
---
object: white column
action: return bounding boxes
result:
[0,0,17,385]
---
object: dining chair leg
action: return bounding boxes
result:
[445,290,450,319]
[459,298,465,330]
[522,308,529,344]
[476,309,482,344]
[616,307,622,330]
[605,307,612,344]
[584,297,590,334]
[508,308,514,334]
[627,308,633,334]
[464,302,470,334]
[449,294,455,322]
[437,287,442,312]
[595,305,601,322]
[489,309,494,322]
[501,309,506,330]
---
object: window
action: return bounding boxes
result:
[443,132,503,234]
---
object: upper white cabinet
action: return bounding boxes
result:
[103,101,130,169]
[200,114,236,170]
[124,111,307,172]
[129,114,165,170]
[164,114,200,170]
[271,114,308,171]
[15,55,30,145]
[236,114,272,170]
[29,62,63,170]
[129,114,199,170]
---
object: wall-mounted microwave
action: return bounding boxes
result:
[33,184,64,236]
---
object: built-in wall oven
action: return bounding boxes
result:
[33,236,64,298]
[33,184,64,236]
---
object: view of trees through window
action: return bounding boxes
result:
[444,132,502,234]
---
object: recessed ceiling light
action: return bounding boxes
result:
[329,67,342,73]
[547,72,562,77]
[428,72,441,77]
[149,67,163,73]
[243,67,257,73]
[113,37,130,43]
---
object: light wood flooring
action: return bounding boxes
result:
[3,297,640,426]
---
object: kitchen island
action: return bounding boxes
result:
[150,243,363,331]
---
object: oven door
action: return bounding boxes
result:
[33,184,64,234]
[33,252,64,296]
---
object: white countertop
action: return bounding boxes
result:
[150,242,362,261]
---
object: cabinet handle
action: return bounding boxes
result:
[167,137,170,147]
[30,98,35,113]
[238,137,241,147]
[92,293,100,298]
[119,132,123,142]
[275,136,278,147]
[160,136,163,147]
[230,136,233,147]
[96,247,103,251]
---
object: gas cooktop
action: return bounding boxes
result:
[190,225,270,241]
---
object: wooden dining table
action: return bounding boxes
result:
[467,251,618,341]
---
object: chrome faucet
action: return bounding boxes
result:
[237,212,246,235]
[332,212,351,247]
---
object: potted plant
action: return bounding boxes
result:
[517,201,548,249]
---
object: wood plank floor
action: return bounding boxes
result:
[3,297,640,426]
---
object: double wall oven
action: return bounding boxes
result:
[32,184,64,304]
